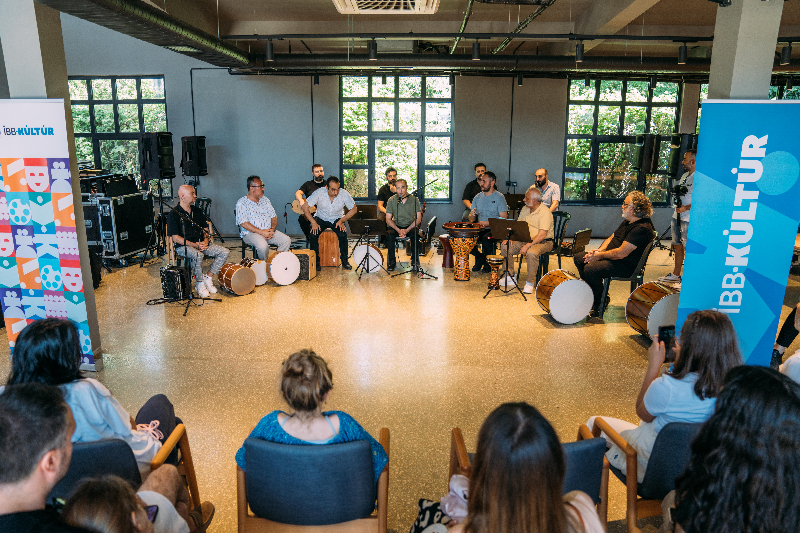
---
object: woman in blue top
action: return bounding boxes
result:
[235,349,388,483]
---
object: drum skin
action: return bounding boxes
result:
[626,282,680,338]
[535,269,593,324]
[267,251,301,286]
[239,257,268,286]
[353,244,384,273]
[218,263,256,296]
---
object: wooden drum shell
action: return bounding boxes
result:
[319,229,340,267]
[625,282,680,338]
[218,263,256,296]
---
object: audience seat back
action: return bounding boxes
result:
[562,437,606,504]
[639,422,701,500]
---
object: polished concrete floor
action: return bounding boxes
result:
[1,238,798,533]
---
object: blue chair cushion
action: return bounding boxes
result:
[244,438,376,526]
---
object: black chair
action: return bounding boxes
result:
[196,197,224,243]
[516,210,571,284]
[237,431,390,532]
[235,209,260,259]
[419,216,437,255]
[49,439,141,503]
[597,231,658,317]
[594,419,701,533]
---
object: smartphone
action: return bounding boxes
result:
[144,504,159,523]
[659,325,676,362]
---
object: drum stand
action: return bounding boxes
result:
[492,228,527,300]
[392,219,437,280]
[351,222,389,280]
[652,223,673,255]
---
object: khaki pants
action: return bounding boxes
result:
[499,240,553,284]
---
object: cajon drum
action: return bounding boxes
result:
[319,229,340,267]
[293,249,317,280]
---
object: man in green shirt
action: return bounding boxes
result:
[385,178,422,271]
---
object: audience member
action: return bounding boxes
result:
[589,310,743,482]
[0,383,89,532]
[63,476,155,533]
[235,349,388,481]
[673,366,800,533]
[771,300,800,369]
[450,402,603,533]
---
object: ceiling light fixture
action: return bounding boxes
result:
[472,41,481,61]
[781,43,792,66]
[266,40,274,62]
[382,73,387,84]
[313,74,319,86]
[369,40,377,60]
[575,41,584,63]
[678,43,687,65]
[585,75,591,87]
[517,74,523,86]
[788,78,794,90]
[651,75,657,88]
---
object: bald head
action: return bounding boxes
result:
[178,185,196,206]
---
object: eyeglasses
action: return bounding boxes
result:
[250,185,265,189]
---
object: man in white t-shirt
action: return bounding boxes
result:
[301,176,358,270]
[659,150,695,284]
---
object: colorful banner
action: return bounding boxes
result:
[677,100,800,366]
[0,99,94,364]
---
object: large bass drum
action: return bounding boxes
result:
[218,263,256,296]
[535,269,593,324]
[625,282,680,338]
[352,244,384,273]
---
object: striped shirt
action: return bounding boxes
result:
[235,196,277,237]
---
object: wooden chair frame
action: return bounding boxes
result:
[166,222,215,269]
[237,428,390,533]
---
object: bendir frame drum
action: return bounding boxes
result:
[267,251,301,286]
[535,269,593,324]
[625,282,680,338]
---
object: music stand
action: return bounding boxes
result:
[487,218,531,300]
[505,193,526,220]
[348,219,389,280]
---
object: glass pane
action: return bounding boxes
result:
[342,168,368,198]
[74,137,94,165]
[623,106,647,135]
[626,81,649,102]
[425,136,450,166]
[768,86,781,101]
[425,169,449,199]
[93,104,115,133]
[784,86,800,100]
[570,79,595,101]
[425,103,451,132]
[699,83,709,102]
[568,105,594,135]
[141,78,165,99]
[116,79,137,100]
[91,79,112,100]
[645,174,668,203]
[426,77,451,98]
[399,102,421,132]
[342,102,368,131]
[143,103,167,132]
[372,102,394,131]
[399,76,422,98]
[564,172,589,201]
[149,179,173,198]
[71,105,91,134]
[342,76,368,98]
[597,106,621,135]
[566,139,592,168]
[599,80,622,102]
[99,139,139,174]
[695,108,702,135]
[342,136,368,165]
[118,104,139,132]
[652,82,679,103]
[371,76,395,98]
[655,137,671,171]
[596,142,636,199]
[650,107,676,136]
[375,139,417,188]
[68,80,88,101]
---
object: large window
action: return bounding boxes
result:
[68,76,169,196]
[340,75,453,201]
[564,79,680,205]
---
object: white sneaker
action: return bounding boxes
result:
[658,273,681,283]
[523,282,534,294]
[203,274,218,294]
[500,275,517,288]
[196,282,210,298]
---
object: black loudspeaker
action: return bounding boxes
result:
[631,134,658,173]
[180,136,207,176]
[667,134,699,176]
[140,132,175,182]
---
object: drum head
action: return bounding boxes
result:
[353,244,383,274]
[270,252,301,286]
[646,293,681,338]
[549,279,594,324]
[249,260,268,286]
[218,264,256,296]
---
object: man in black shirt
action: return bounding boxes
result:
[295,163,327,244]
[376,167,397,221]
[573,191,656,318]
[461,163,486,221]
[0,383,90,532]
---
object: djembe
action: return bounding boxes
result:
[485,255,505,290]
[442,222,484,281]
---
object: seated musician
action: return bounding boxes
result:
[168,184,229,298]
[385,178,422,271]
[499,186,554,294]
[294,164,326,245]
[302,176,358,271]
[236,175,292,261]
[376,167,397,221]
[574,191,655,318]
[468,171,508,273]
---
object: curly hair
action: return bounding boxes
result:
[674,366,800,533]
[626,191,653,218]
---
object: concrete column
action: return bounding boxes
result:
[708,0,784,100]
[0,0,103,369]
[678,84,701,134]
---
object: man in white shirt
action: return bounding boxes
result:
[235,175,292,260]
[302,176,358,270]
[534,168,561,212]
[659,149,695,284]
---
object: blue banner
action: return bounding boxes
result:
[677,101,800,366]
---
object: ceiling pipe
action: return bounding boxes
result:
[223,32,717,43]
[450,0,476,55]
[492,0,557,54]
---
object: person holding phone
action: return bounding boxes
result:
[586,310,743,482]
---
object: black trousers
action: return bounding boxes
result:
[470,229,496,266]
[135,394,181,465]
[308,217,349,263]
[386,228,420,265]
[777,307,799,348]
[573,252,634,312]
[298,215,312,244]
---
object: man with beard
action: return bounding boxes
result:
[377,167,398,221]
[295,164,327,245]
[534,168,560,212]
[468,171,508,272]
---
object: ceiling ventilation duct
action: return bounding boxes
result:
[331,0,440,14]
[475,0,552,3]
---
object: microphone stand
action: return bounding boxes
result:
[392,176,441,280]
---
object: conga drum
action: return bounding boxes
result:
[535,269,593,324]
[352,244,384,274]
[267,251,301,286]
[626,282,680,338]
[240,257,268,286]
[318,229,340,267]
[439,234,454,268]
[442,222,484,281]
[485,255,505,290]
[218,263,256,296]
